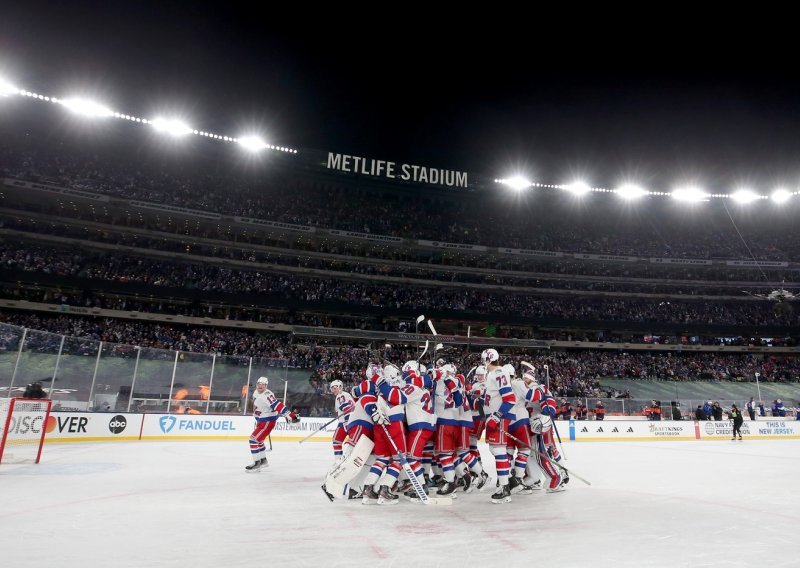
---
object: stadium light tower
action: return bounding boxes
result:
[615,184,647,199]
[151,117,193,137]
[0,77,19,97]
[237,135,268,152]
[771,188,792,204]
[671,186,708,202]
[59,97,115,118]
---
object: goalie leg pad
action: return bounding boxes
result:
[324,435,374,498]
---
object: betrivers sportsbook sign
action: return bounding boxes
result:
[326,152,468,189]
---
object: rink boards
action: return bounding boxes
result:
[33,412,800,443]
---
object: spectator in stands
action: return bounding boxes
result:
[712,401,723,421]
[695,405,705,420]
[745,397,757,421]
[728,404,744,440]
[594,400,605,421]
[22,381,46,399]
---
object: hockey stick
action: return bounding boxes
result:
[299,417,339,444]
[415,340,429,367]
[377,422,452,505]
[501,427,590,486]
[551,420,567,460]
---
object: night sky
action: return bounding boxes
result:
[2,3,798,192]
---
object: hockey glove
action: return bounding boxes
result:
[285,412,300,423]
[371,408,389,425]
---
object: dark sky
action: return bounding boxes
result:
[2,3,799,191]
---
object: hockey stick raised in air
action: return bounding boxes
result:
[377,422,452,506]
[299,417,338,444]
[501,428,591,486]
[416,340,429,366]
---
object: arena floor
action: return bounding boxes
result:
[1,438,798,568]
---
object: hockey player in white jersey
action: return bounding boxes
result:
[246,376,298,471]
[398,367,437,500]
[432,362,464,496]
[506,364,534,494]
[481,349,516,503]
[329,380,355,463]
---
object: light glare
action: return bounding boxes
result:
[615,184,647,199]
[671,187,709,202]
[505,176,532,191]
[151,118,193,137]
[0,77,19,97]
[59,98,114,118]
[238,136,268,152]
[731,189,760,204]
[771,189,792,204]
[565,181,591,196]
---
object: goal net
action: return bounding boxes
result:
[0,398,52,464]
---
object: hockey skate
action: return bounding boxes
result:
[348,488,362,500]
[321,484,335,502]
[546,480,567,493]
[519,478,542,494]
[491,484,512,504]
[362,485,379,505]
[507,474,523,495]
[377,485,399,505]
[460,471,475,493]
[475,470,491,491]
[437,480,458,496]
[245,457,267,472]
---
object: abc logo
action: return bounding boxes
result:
[108,415,127,434]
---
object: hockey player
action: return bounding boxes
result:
[246,376,298,472]
[432,362,464,496]
[330,380,355,462]
[399,365,437,500]
[481,349,516,504]
[506,363,533,494]
[454,372,486,492]
[522,371,566,493]
[371,364,412,504]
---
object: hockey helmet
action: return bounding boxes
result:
[329,380,344,392]
[481,348,499,365]
[256,376,269,387]
[502,363,516,377]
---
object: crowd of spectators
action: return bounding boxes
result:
[3,135,800,261]
[1,312,798,395]
[1,243,798,327]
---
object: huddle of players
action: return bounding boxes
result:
[328,348,568,505]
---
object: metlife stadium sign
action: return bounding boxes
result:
[325,152,469,189]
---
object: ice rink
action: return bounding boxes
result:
[2,438,799,568]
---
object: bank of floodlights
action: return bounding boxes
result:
[0,75,298,155]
